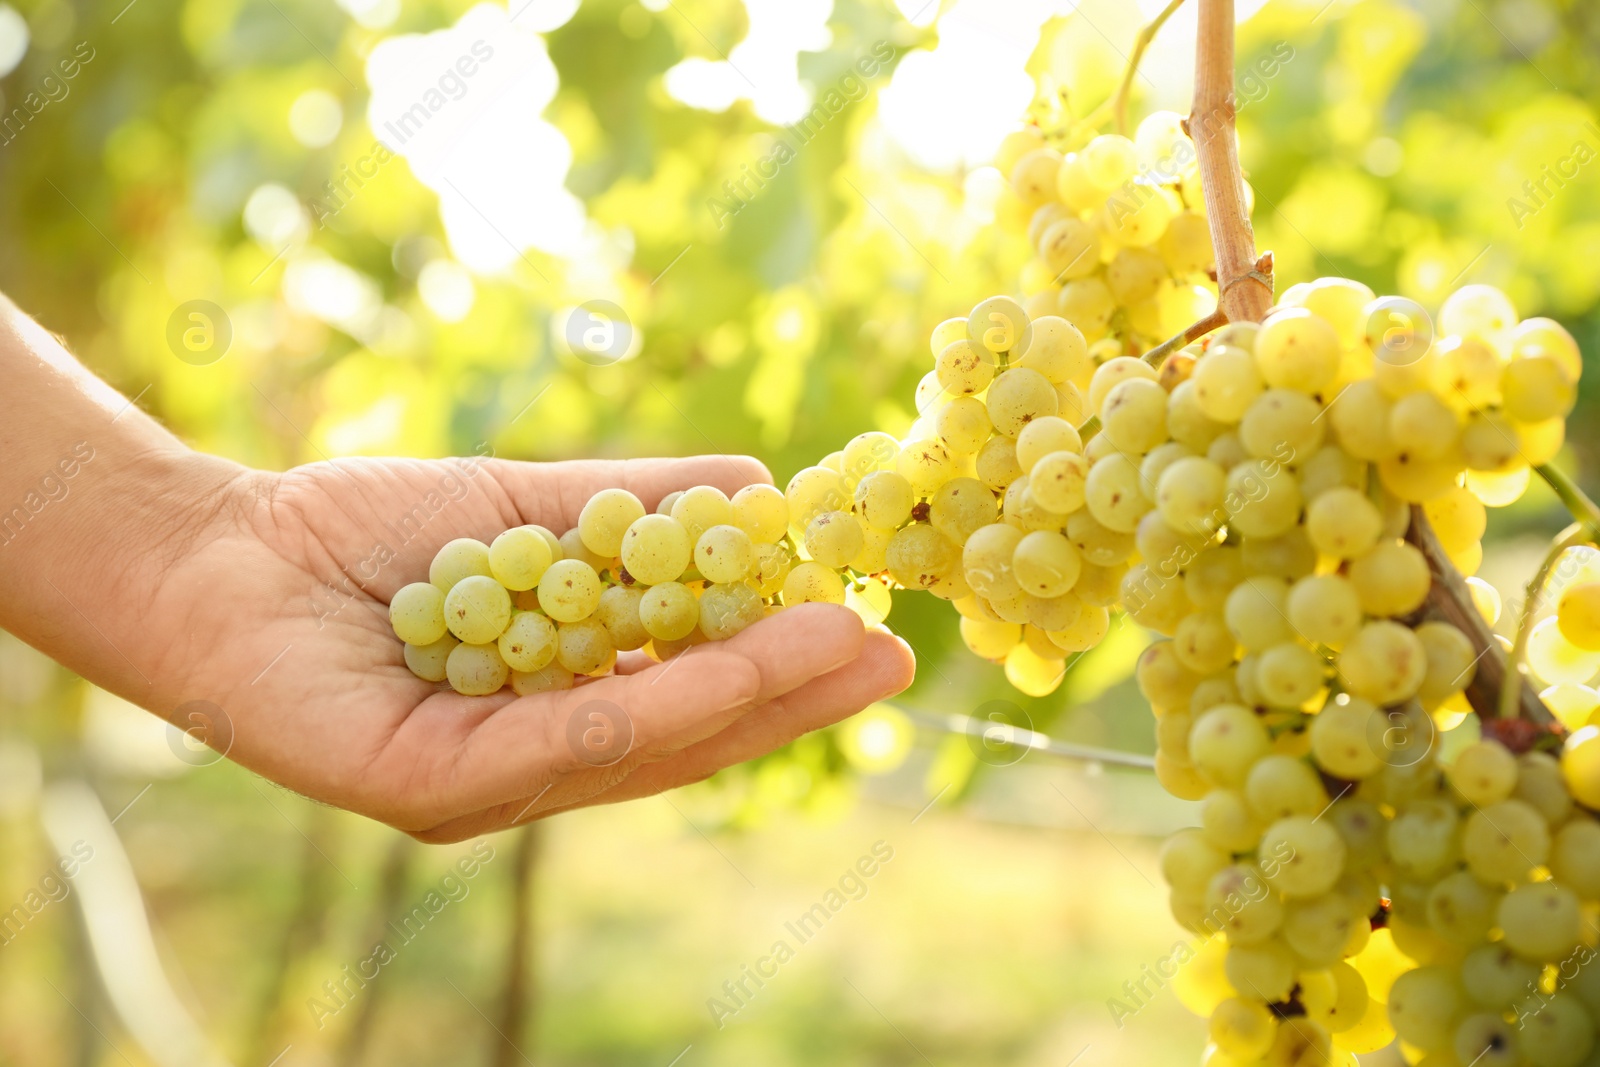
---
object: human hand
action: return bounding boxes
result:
[142,453,915,841]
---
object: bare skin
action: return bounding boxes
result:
[0,295,915,842]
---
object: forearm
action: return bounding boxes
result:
[0,295,249,701]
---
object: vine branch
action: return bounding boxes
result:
[1501,523,1590,719]
[1082,0,1189,135]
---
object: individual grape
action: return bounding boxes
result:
[896,438,958,496]
[578,488,647,558]
[1260,815,1347,898]
[913,370,946,415]
[1189,703,1271,787]
[1302,487,1381,560]
[1047,603,1111,652]
[1337,621,1427,704]
[1239,388,1324,461]
[1309,697,1382,779]
[1326,379,1396,462]
[1140,442,1196,495]
[1105,246,1165,306]
[840,431,901,486]
[1015,416,1082,471]
[1012,531,1081,598]
[404,633,460,683]
[691,524,753,584]
[509,661,575,695]
[1513,316,1582,379]
[559,527,610,571]
[1087,356,1159,413]
[783,561,846,605]
[1282,893,1360,968]
[887,525,959,592]
[1558,581,1600,651]
[1439,283,1518,355]
[1037,217,1099,279]
[929,478,995,545]
[1173,611,1236,675]
[595,585,649,652]
[1100,378,1169,453]
[786,467,849,530]
[853,470,915,531]
[1497,881,1582,961]
[1191,345,1264,424]
[1286,575,1361,649]
[1297,445,1365,502]
[1159,828,1231,896]
[968,295,1032,355]
[986,367,1059,436]
[1387,391,1461,461]
[1441,740,1514,809]
[960,616,1020,660]
[1200,789,1263,852]
[639,581,700,641]
[849,527,891,575]
[1224,576,1295,652]
[1156,456,1227,534]
[1016,316,1090,385]
[657,491,683,516]
[1209,998,1276,1060]
[390,582,448,645]
[1085,452,1154,532]
[1425,869,1500,947]
[1434,335,1506,412]
[1005,641,1066,696]
[699,582,765,641]
[1347,541,1430,617]
[935,397,992,456]
[443,574,513,644]
[1529,617,1600,685]
[535,559,603,625]
[497,610,558,671]
[730,483,790,543]
[1255,642,1325,707]
[1378,446,1463,503]
[1387,966,1465,1053]
[1008,148,1061,207]
[1518,994,1594,1067]
[557,617,616,676]
[488,527,555,591]
[1057,277,1116,339]
[430,537,493,593]
[668,485,734,547]
[1450,1013,1519,1067]
[1461,944,1541,1010]
[1222,939,1298,1003]
[1253,308,1340,394]
[974,434,1025,492]
[446,642,510,696]
[1247,752,1327,820]
[619,514,692,586]
[1226,460,1302,539]
[1023,450,1087,514]
[1167,380,1229,453]
[1461,799,1549,884]
[1465,464,1532,506]
[936,339,997,396]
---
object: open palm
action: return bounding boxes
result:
[151,453,914,842]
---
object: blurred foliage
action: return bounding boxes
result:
[1,0,1599,1064]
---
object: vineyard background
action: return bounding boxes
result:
[0,0,1597,1064]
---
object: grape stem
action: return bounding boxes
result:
[1078,308,1227,438]
[1189,0,1273,324]
[1500,522,1593,719]
[1082,0,1190,136]
[1536,462,1600,530]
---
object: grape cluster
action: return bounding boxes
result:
[991,113,1226,352]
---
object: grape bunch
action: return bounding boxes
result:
[991,113,1226,352]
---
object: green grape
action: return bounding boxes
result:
[1105,246,1165,306]
[1445,740,1517,807]
[1503,354,1577,423]
[935,397,992,456]
[975,434,1025,491]
[1189,703,1271,787]
[1100,378,1169,453]
[536,559,603,624]
[390,581,448,645]
[1206,866,1286,946]
[913,370,947,416]
[446,642,510,696]
[620,514,693,585]
[1087,356,1158,413]
[1184,546,1245,610]
[1254,643,1325,707]
[1324,798,1387,872]
[936,339,997,396]
[1222,939,1298,1003]
[1320,962,1370,1035]
[1461,944,1541,1009]
[1328,380,1395,460]
[1206,430,1249,470]
[1434,335,1506,412]
[1011,530,1081,598]
[841,431,901,486]
[986,367,1059,436]
[1260,816,1346,898]
[1559,581,1600,651]
[578,488,647,558]
[964,522,1024,598]
[1015,415,1082,470]
[960,616,1020,659]
[1209,998,1277,1060]
[1387,966,1465,1052]
[1550,818,1600,899]
[1424,869,1499,947]
[1286,575,1361,649]
[1282,893,1359,968]
[639,581,699,641]
[1247,752,1327,820]
[1387,799,1461,881]
[1200,789,1262,852]
[1531,617,1600,685]
[429,537,493,593]
[887,524,959,591]
[443,574,513,644]
[1056,277,1116,339]
[1141,442,1197,496]
[1085,452,1154,533]
[1461,798,1549,883]
[1500,881,1583,961]
[929,478,995,545]
[1159,827,1231,895]
[1026,450,1089,514]
[855,470,916,531]
[1514,750,1574,825]
[1413,622,1477,708]
[404,634,459,683]
[730,483,790,544]
[657,491,683,516]
[497,610,557,672]
[1156,456,1227,534]
[1225,460,1302,539]
[801,511,863,570]
[1309,698,1382,779]
[1337,622,1427,704]
[1138,639,1204,711]
[783,561,846,605]
[1440,283,1518,355]
[1304,487,1382,560]
[850,527,891,574]
[668,485,733,547]
[488,527,554,591]
[558,527,610,571]
[1121,562,1193,635]
[1299,278,1376,349]
[696,524,755,584]
[929,315,970,358]
[1224,576,1295,652]
[1297,446,1366,502]
[1388,391,1461,461]
[1347,541,1431,617]
[1521,995,1596,1067]
[896,438,958,496]
[1159,210,1214,275]
[510,662,575,696]
[596,585,649,652]
[557,617,616,676]
[1239,388,1324,461]
[1240,528,1317,582]
[1037,217,1099,279]
[1424,485,1487,554]
[1192,344,1264,423]
[1174,611,1237,675]
[1016,316,1090,385]
[1254,308,1340,394]
[1009,148,1062,206]
[699,583,765,641]
[1453,1013,1520,1067]
[1168,379,1229,452]
[786,468,850,532]
[968,295,1032,355]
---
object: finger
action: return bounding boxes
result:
[410,605,870,834]
[525,631,916,813]
[489,455,772,531]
